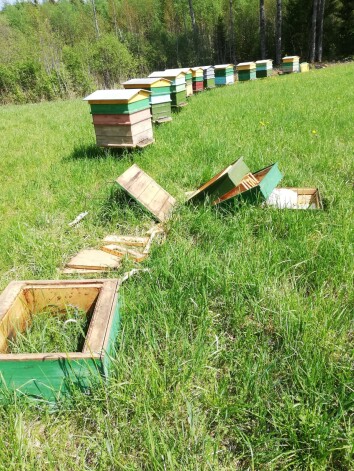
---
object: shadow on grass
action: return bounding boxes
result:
[98,185,148,223]
[64,144,138,161]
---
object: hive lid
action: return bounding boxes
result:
[237,62,256,69]
[83,89,150,103]
[122,78,171,87]
[214,64,233,69]
[187,157,251,203]
[255,59,273,64]
[164,68,187,76]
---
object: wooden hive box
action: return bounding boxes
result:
[300,62,310,73]
[256,59,273,78]
[187,157,251,203]
[0,279,120,400]
[213,163,283,207]
[266,187,322,209]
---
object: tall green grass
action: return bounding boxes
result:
[0,64,353,469]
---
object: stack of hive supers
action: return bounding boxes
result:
[83,89,153,148]
[122,78,172,124]
[182,68,194,97]
[150,70,187,108]
[191,67,204,92]
[282,56,300,73]
[236,62,257,81]
[214,64,234,86]
[255,59,273,78]
[201,65,215,89]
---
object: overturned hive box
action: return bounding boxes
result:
[213,163,283,207]
[0,279,120,400]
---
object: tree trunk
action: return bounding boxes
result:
[90,0,100,39]
[259,0,267,59]
[316,0,326,62]
[187,0,198,60]
[275,0,282,65]
[229,0,237,64]
[309,0,318,63]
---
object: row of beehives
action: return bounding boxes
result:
[84,56,307,149]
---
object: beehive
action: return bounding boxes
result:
[122,78,172,124]
[214,64,235,86]
[84,89,154,148]
[282,56,300,74]
[200,65,215,89]
[0,279,120,400]
[191,67,204,92]
[149,70,187,108]
[255,59,273,78]
[236,62,257,81]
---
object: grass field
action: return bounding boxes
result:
[0,64,353,470]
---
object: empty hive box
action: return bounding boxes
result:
[0,279,120,400]
[282,56,300,74]
[122,78,172,124]
[214,64,235,86]
[149,70,187,108]
[237,62,257,81]
[191,67,204,92]
[84,89,154,148]
[266,187,322,209]
[256,59,273,78]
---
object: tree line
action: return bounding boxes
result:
[0,0,353,104]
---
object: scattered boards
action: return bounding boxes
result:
[116,164,176,222]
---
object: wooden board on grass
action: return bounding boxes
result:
[66,249,122,270]
[116,164,176,222]
[103,235,149,247]
[101,245,147,262]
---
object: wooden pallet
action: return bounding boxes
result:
[116,164,176,222]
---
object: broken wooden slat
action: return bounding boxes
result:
[66,249,122,270]
[116,164,176,222]
[103,235,149,247]
[101,244,147,262]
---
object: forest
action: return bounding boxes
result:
[0,0,353,104]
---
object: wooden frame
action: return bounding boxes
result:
[266,187,322,209]
[0,279,120,400]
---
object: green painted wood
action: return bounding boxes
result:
[256,70,272,78]
[149,86,171,95]
[151,102,172,120]
[171,90,187,106]
[0,357,102,400]
[238,71,257,81]
[215,69,234,76]
[188,158,251,204]
[204,78,215,88]
[102,299,121,375]
[216,163,283,207]
[192,77,204,82]
[90,99,150,115]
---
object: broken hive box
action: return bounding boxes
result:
[0,279,120,400]
[266,187,322,209]
[213,163,283,207]
[84,89,154,148]
[116,164,176,222]
[187,157,251,204]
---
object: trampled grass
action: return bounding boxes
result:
[0,64,353,469]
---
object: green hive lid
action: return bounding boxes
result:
[187,157,251,203]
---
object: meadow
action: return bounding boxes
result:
[0,64,353,469]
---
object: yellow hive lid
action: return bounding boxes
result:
[122,78,171,88]
[236,61,256,70]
